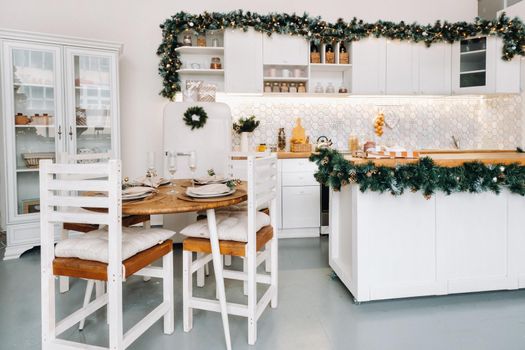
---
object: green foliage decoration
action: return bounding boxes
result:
[157,11,525,100]
[183,106,208,130]
[309,148,525,198]
[233,115,260,133]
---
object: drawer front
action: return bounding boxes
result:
[281,158,317,173]
[282,186,320,229]
[282,171,318,186]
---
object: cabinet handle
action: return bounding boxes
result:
[57,125,62,140]
[69,126,73,140]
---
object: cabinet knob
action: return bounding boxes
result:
[69,126,73,140]
[57,125,62,140]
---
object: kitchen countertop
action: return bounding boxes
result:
[276,151,312,159]
[344,151,525,167]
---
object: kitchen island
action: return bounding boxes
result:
[329,151,525,302]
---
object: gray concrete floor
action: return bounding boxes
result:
[1,237,525,350]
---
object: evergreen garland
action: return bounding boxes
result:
[309,148,525,198]
[157,11,525,100]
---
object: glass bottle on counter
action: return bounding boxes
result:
[272,82,280,93]
[278,128,286,151]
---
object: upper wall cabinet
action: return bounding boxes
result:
[352,38,387,94]
[224,29,263,93]
[262,34,309,65]
[385,40,419,94]
[418,43,452,95]
[452,36,520,94]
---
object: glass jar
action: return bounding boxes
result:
[210,57,222,69]
[278,128,286,151]
[280,82,289,93]
[182,34,192,46]
[272,82,280,93]
[289,83,298,93]
[314,82,324,93]
[298,82,306,93]
[264,82,272,93]
[326,82,335,93]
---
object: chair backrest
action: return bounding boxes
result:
[246,154,278,248]
[58,152,112,164]
[39,159,123,268]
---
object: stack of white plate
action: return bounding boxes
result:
[122,186,156,201]
[194,175,229,185]
[186,184,234,198]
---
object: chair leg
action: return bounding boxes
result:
[205,262,210,276]
[270,236,278,308]
[197,253,205,287]
[243,257,248,296]
[108,273,124,349]
[206,209,232,350]
[163,251,174,334]
[182,250,193,332]
[224,255,232,266]
[79,280,95,330]
[265,242,271,273]
[247,246,257,345]
[41,257,56,349]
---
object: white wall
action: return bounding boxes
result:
[0,0,477,177]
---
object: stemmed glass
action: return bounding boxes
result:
[146,151,156,177]
[189,151,197,187]
[167,152,178,194]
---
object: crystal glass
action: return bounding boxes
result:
[167,152,178,194]
[189,151,197,187]
[147,151,156,177]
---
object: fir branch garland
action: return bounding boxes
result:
[183,106,208,130]
[157,11,525,100]
[309,148,525,197]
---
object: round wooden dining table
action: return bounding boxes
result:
[123,179,245,350]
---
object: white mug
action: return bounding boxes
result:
[269,68,277,77]
[293,68,302,78]
[282,69,291,78]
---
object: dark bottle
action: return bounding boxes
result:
[310,42,319,53]
[325,43,334,53]
[340,42,347,53]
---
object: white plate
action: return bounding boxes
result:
[122,193,152,201]
[194,175,228,185]
[186,188,235,198]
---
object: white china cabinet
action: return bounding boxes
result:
[0,29,122,260]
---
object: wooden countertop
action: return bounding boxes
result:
[344,151,525,167]
[276,151,312,159]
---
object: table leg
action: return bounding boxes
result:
[206,209,232,350]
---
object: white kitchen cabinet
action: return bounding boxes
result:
[263,34,308,65]
[224,29,263,93]
[278,158,320,238]
[418,43,452,95]
[0,29,121,260]
[282,186,320,229]
[452,36,520,94]
[351,38,387,94]
[386,40,419,94]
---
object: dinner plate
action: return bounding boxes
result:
[122,192,153,201]
[194,175,229,185]
[185,187,235,198]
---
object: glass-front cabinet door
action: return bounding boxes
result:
[65,49,119,160]
[2,41,63,222]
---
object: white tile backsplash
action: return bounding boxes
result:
[217,95,523,151]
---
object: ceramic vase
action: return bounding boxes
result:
[240,132,250,152]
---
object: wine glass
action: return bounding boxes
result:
[168,152,178,194]
[189,151,197,187]
[146,151,156,177]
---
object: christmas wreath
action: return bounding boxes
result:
[183,106,208,130]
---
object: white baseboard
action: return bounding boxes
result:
[278,227,320,239]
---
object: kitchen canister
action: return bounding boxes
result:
[281,69,291,78]
[293,68,302,78]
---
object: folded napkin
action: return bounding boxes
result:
[188,183,230,196]
[195,174,226,184]
[123,186,156,197]
[134,176,165,188]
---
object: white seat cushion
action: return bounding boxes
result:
[181,211,270,242]
[55,226,175,263]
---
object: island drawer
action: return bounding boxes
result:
[281,171,318,186]
[280,158,317,173]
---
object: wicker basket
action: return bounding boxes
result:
[22,152,55,169]
[290,143,312,153]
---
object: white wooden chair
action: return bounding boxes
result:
[182,154,278,346]
[40,159,175,350]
